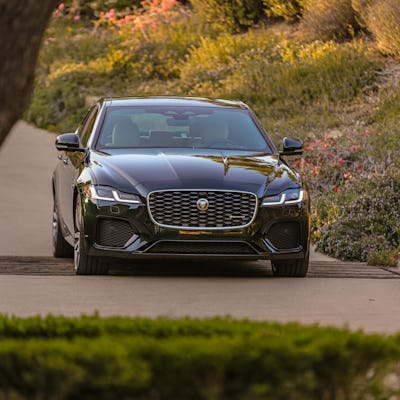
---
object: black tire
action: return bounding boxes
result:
[52,200,74,258]
[74,195,108,275]
[272,256,309,277]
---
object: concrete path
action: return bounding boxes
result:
[0,121,57,256]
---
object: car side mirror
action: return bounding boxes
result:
[279,137,303,156]
[55,133,86,153]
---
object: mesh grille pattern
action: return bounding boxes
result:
[96,219,134,248]
[266,222,300,250]
[148,191,257,229]
[147,241,256,254]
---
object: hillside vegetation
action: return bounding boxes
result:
[28,0,400,264]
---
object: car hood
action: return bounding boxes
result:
[87,149,300,198]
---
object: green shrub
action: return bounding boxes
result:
[301,0,358,40]
[108,12,200,81]
[368,251,398,267]
[0,316,398,399]
[312,171,400,261]
[367,92,400,166]
[366,0,400,57]
[189,0,264,33]
[263,0,306,22]
[27,62,113,132]
[181,34,378,136]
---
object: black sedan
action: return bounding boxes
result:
[53,97,310,276]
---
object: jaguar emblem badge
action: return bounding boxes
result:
[196,198,209,211]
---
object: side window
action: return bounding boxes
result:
[76,108,91,138]
[80,106,99,147]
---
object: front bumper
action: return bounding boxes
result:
[80,194,310,262]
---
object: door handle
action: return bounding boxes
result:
[57,154,62,160]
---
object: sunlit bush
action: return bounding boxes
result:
[189,0,264,33]
[181,35,378,135]
[262,0,306,22]
[367,0,400,57]
[301,0,358,40]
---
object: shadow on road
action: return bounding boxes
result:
[108,259,272,278]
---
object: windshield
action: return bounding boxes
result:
[96,106,271,152]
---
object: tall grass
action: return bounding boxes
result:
[301,0,358,40]
[367,0,400,57]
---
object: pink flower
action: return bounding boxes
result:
[337,158,346,165]
[58,3,65,10]
[350,145,362,152]
[343,173,350,179]
[74,14,81,20]
[105,8,116,20]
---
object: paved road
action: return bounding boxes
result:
[1,122,400,334]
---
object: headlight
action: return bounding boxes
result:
[83,185,142,204]
[262,189,304,206]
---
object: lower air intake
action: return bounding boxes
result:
[96,219,134,248]
[266,222,300,250]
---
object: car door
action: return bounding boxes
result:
[55,105,99,241]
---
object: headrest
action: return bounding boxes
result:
[112,117,140,147]
[191,116,229,143]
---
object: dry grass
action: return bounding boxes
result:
[367,0,400,57]
[301,0,358,41]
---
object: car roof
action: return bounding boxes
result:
[100,96,249,109]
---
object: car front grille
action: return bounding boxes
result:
[96,218,134,248]
[146,241,257,255]
[147,190,257,229]
[266,222,300,250]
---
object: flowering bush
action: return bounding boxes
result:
[292,127,376,193]
[311,170,400,264]
[299,125,400,265]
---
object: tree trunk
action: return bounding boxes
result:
[0,0,58,147]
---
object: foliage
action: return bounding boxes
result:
[367,91,400,166]
[262,0,306,22]
[181,36,378,137]
[312,170,400,263]
[189,0,264,33]
[301,0,359,40]
[366,0,400,57]
[0,315,399,399]
[351,0,374,28]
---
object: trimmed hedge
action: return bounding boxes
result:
[0,316,399,399]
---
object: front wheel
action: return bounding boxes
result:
[74,195,108,275]
[271,256,309,278]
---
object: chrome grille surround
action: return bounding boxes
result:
[147,189,258,230]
